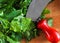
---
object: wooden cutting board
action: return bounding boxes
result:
[46,0,60,34]
[21,0,60,43]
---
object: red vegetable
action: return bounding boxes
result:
[37,19,60,43]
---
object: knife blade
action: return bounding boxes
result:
[26,0,51,21]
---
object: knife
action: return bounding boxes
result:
[26,0,60,43]
[26,0,50,21]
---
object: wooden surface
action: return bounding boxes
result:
[21,0,60,43]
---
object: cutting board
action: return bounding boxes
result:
[21,0,60,43]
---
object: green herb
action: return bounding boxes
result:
[0,0,38,43]
[47,18,53,27]
[40,8,50,19]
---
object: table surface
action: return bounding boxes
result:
[21,0,60,43]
